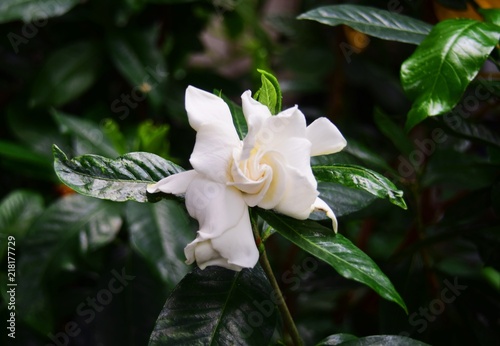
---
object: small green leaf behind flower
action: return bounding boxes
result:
[254,69,282,115]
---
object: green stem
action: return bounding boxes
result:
[251,212,303,346]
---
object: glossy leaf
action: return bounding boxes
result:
[298,5,432,45]
[316,182,377,218]
[107,28,168,112]
[313,164,407,210]
[53,145,183,202]
[401,19,500,129]
[317,334,430,345]
[254,69,282,114]
[126,200,195,287]
[479,9,500,26]
[0,0,80,23]
[29,41,102,108]
[0,190,44,259]
[258,210,407,312]
[149,265,277,345]
[17,195,122,333]
[438,116,500,148]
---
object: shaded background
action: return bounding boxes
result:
[1,0,499,345]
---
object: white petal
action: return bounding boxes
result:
[185,86,236,133]
[252,151,287,209]
[261,106,306,146]
[146,170,198,194]
[306,117,347,156]
[312,197,338,233]
[184,175,247,239]
[190,122,240,183]
[240,90,271,159]
[241,90,271,130]
[184,238,244,271]
[270,137,314,187]
[274,166,318,220]
[210,207,259,269]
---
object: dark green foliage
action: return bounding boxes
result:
[1,1,499,345]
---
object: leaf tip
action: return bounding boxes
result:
[52,144,67,161]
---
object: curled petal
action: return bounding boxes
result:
[146,170,198,195]
[210,207,259,269]
[262,106,306,146]
[185,86,237,133]
[184,206,258,271]
[190,122,240,183]
[184,238,247,271]
[306,117,347,156]
[274,166,319,220]
[240,90,271,159]
[269,137,314,187]
[312,197,338,233]
[241,90,271,130]
[185,175,247,239]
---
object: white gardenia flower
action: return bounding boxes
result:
[147,86,347,271]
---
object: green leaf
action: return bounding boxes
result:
[373,108,414,157]
[422,148,499,189]
[254,69,282,114]
[126,200,195,287]
[0,190,44,259]
[316,182,377,218]
[401,19,500,130]
[0,140,54,171]
[220,91,248,140]
[53,145,183,202]
[479,8,500,26]
[438,116,500,148]
[107,28,168,112]
[258,210,407,313]
[316,333,358,345]
[298,5,432,45]
[134,120,170,158]
[101,118,128,155]
[317,334,430,345]
[313,164,407,210]
[0,0,80,23]
[29,41,102,108]
[17,195,122,333]
[343,140,395,174]
[149,265,277,345]
[52,110,119,158]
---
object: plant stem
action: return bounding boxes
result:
[251,213,303,346]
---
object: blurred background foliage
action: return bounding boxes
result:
[0,0,499,345]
